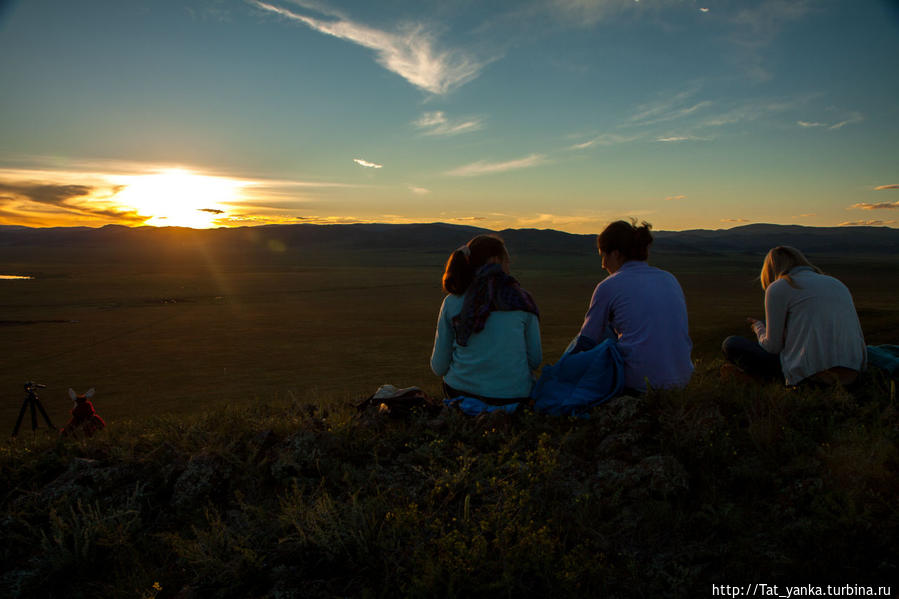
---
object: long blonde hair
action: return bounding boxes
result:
[760,246,821,290]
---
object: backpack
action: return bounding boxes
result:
[531,338,624,416]
[356,385,442,418]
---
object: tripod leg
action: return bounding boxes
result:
[35,398,57,431]
[12,399,29,437]
[30,399,38,431]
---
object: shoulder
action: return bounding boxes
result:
[442,293,464,306]
[765,277,794,300]
[648,264,681,285]
[439,293,464,315]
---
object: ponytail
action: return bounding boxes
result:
[442,235,509,294]
[442,247,472,294]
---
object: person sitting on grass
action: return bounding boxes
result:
[430,234,542,404]
[568,219,694,394]
[722,246,866,386]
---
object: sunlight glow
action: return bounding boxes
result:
[111,169,243,228]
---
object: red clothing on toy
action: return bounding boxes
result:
[62,397,106,437]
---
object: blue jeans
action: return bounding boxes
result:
[722,336,782,381]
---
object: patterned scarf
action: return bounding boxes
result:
[452,263,539,346]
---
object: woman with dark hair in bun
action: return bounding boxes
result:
[430,234,542,403]
[571,220,693,393]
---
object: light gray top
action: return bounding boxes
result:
[752,267,866,385]
[430,293,542,399]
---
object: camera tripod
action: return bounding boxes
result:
[12,381,56,437]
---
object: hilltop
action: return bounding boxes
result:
[2,371,897,598]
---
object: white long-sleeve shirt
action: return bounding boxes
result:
[752,266,866,385]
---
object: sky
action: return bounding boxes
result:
[0,0,897,233]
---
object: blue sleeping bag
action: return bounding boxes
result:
[867,345,899,378]
[531,338,624,416]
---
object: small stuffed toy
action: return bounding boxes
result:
[61,388,106,437]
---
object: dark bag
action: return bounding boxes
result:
[356,385,442,418]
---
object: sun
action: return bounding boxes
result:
[111,168,242,228]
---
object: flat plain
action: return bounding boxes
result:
[2,238,898,431]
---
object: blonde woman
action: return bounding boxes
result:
[722,246,866,386]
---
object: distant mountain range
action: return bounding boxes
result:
[1,222,898,257]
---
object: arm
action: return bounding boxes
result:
[754,282,787,354]
[578,280,616,346]
[525,313,543,370]
[430,297,454,376]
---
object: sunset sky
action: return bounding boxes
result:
[0,0,897,233]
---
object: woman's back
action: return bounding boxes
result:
[581,261,693,390]
[431,294,541,399]
[761,267,866,384]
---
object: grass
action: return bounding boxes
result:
[1,365,897,597]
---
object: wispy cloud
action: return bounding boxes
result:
[729,0,814,80]
[0,179,146,226]
[721,218,749,223]
[850,201,899,211]
[414,111,484,136]
[568,133,641,150]
[665,195,687,201]
[199,208,225,214]
[353,158,383,169]
[251,1,485,94]
[698,97,799,128]
[656,134,710,143]
[546,0,676,27]
[409,186,430,194]
[875,184,899,191]
[628,89,712,126]
[797,112,864,130]
[446,154,547,177]
[828,112,864,129]
[839,220,896,227]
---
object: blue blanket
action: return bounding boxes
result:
[531,338,624,417]
[867,345,899,377]
[443,397,520,416]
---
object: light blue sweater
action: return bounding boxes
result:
[430,294,542,399]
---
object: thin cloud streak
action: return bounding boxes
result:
[568,133,640,150]
[353,158,383,169]
[875,184,899,191]
[414,111,484,136]
[628,88,712,127]
[251,1,485,94]
[796,112,863,130]
[839,220,896,227]
[850,201,899,211]
[829,112,863,129]
[656,135,710,142]
[446,154,547,177]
